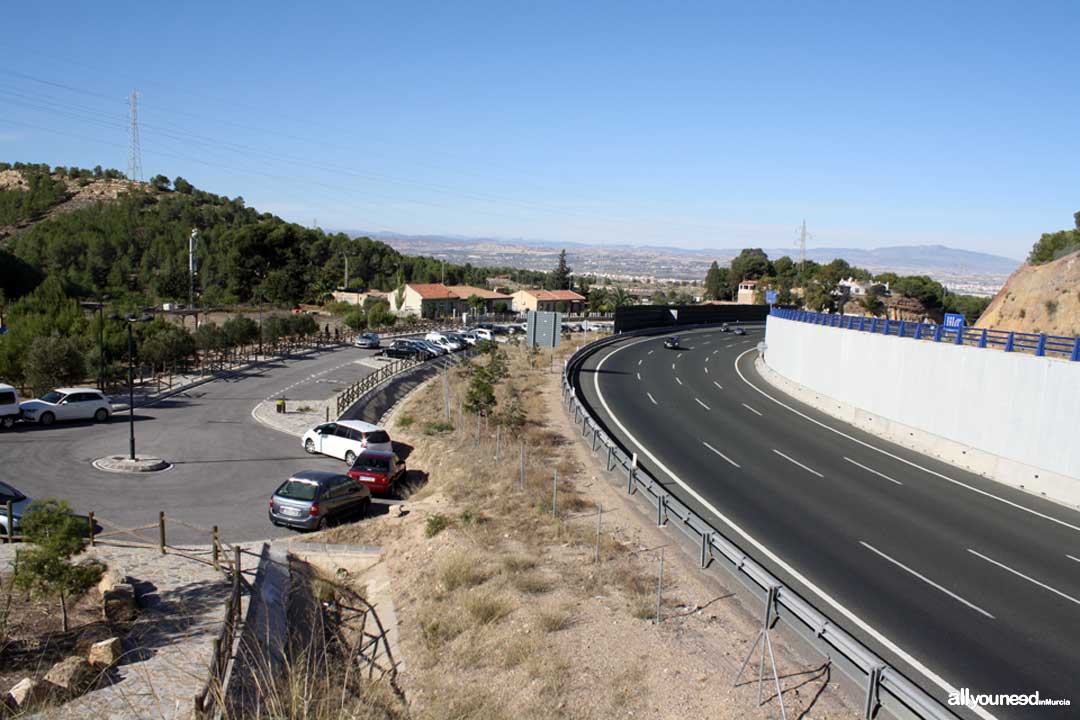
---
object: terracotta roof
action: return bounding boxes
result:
[407,283,456,299]
[516,289,586,302]
[445,285,512,300]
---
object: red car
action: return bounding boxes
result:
[346,451,406,494]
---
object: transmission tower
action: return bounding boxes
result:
[797,219,811,279]
[127,90,143,183]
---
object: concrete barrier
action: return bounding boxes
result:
[763,315,1080,508]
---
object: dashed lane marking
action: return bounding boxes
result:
[861,542,995,620]
[772,449,824,478]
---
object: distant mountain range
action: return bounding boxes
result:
[343,231,1020,294]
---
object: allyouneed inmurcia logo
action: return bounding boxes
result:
[948,689,1071,708]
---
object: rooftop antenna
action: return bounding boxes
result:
[127,90,142,183]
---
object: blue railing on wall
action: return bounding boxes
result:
[769,307,1080,362]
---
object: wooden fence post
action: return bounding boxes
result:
[233,546,242,591]
[212,526,220,570]
[159,511,166,554]
[88,511,95,547]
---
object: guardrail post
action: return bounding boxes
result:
[954,326,964,345]
[158,511,166,554]
[1072,338,1080,362]
[979,328,988,348]
[657,495,667,527]
[864,666,883,719]
[628,453,637,495]
[882,319,890,335]
[1036,334,1047,356]
[606,444,613,471]
[700,533,712,568]
[933,323,943,342]
[1004,332,1014,352]
[858,316,865,331]
[591,427,599,452]
[914,322,923,340]
[869,318,877,333]
[898,320,906,337]
[88,512,95,547]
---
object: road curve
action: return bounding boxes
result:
[576,326,1079,720]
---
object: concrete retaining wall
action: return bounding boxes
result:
[763,315,1080,508]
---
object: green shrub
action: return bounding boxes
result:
[426,513,452,538]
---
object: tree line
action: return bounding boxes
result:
[1028,210,1080,265]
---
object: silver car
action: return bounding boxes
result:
[0,482,30,536]
[269,470,371,531]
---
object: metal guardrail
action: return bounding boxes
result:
[335,358,421,416]
[771,307,1080,361]
[564,328,961,720]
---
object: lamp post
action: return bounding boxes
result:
[114,314,152,460]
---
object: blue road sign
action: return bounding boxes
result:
[944,313,965,329]
[765,290,778,304]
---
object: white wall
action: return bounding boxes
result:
[763,316,1080,506]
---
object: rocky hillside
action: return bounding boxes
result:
[0,169,140,240]
[976,249,1080,336]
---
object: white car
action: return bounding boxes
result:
[472,328,494,342]
[20,387,112,426]
[0,383,21,429]
[424,332,461,352]
[302,420,393,464]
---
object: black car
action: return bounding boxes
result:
[381,339,427,360]
[663,336,680,349]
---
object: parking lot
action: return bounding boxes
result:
[0,345,389,544]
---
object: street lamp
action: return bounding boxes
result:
[111,313,152,460]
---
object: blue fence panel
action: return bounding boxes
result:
[770,308,1080,361]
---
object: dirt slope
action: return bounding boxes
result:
[976,249,1080,336]
[0,170,142,240]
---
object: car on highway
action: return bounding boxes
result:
[663,336,681,349]
[733,327,746,335]
[0,481,30,536]
[269,470,371,531]
[302,420,393,464]
[353,332,380,349]
[719,323,730,333]
[0,384,21,430]
[346,450,406,494]
[20,388,112,426]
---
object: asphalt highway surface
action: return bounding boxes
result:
[0,346,383,544]
[576,326,1080,719]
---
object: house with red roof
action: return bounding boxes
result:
[511,288,587,314]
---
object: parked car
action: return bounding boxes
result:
[353,332,380,349]
[664,336,681,349]
[447,331,475,346]
[269,470,371,531]
[472,328,494,342]
[0,383,21,430]
[20,388,111,426]
[382,339,425,360]
[409,338,445,357]
[0,482,30,536]
[425,332,462,352]
[302,420,393,464]
[733,327,746,336]
[347,450,407,494]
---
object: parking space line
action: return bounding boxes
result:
[844,457,903,486]
[861,542,995,619]
[703,441,740,468]
[713,381,723,390]
[675,377,683,385]
[772,449,824,478]
[967,549,1080,607]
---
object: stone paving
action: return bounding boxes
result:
[1,541,260,720]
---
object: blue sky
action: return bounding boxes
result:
[2,1,1077,260]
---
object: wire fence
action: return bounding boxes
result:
[770,307,1080,361]
[563,328,961,720]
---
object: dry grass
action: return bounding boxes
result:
[438,552,492,593]
[535,604,574,633]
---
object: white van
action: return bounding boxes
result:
[302,420,393,464]
[0,384,20,429]
[424,332,461,352]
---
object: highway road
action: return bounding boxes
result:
[0,346,384,544]
[575,326,1080,719]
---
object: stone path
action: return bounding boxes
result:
[2,541,260,720]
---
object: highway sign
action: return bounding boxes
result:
[943,313,965,330]
[765,290,778,304]
[526,310,561,348]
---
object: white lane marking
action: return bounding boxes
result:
[672,362,676,370]
[703,441,740,467]
[741,403,762,416]
[967,549,1080,607]
[704,366,709,374]
[726,343,735,348]
[695,398,711,410]
[844,457,904,486]
[646,392,658,405]
[1068,554,1080,564]
[638,359,642,366]
[636,372,641,381]
[773,449,824,478]
[713,381,723,390]
[675,377,683,386]
[591,335,996,717]
[734,348,1080,536]
[703,340,712,345]
[712,349,719,355]
[648,350,654,355]
[861,542,995,620]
